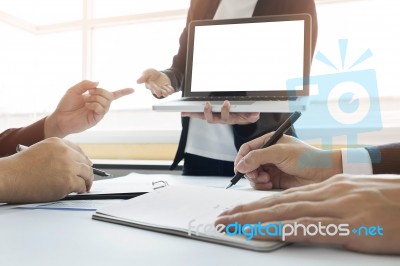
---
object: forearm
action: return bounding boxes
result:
[0,118,45,157]
[44,114,65,139]
[0,175,7,203]
[320,149,343,180]
[0,156,17,203]
[0,160,6,202]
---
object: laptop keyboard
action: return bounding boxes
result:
[182,96,297,101]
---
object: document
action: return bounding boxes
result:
[65,173,168,200]
[17,200,123,211]
[66,172,250,200]
[93,185,286,251]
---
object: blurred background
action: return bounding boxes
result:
[0,0,399,159]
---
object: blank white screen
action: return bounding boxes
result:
[190,20,304,92]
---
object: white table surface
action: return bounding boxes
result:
[0,173,398,266]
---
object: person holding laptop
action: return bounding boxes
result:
[137,0,318,176]
[214,133,400,254]
[0,80,133,203]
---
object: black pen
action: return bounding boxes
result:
[92,167,111,177]
[225,111,302,189]
[16,144,111,177]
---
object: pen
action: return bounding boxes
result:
[92,168,111,177]
[225,111,302,189]
[16,144,111,177]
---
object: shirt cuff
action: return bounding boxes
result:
[341,148,373,175]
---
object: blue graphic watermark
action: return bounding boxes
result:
[287,39,382,165]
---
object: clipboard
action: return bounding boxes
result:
[64,179,169,200]
[63,192,145,200]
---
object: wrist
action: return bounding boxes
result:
[44,114,65,139]
[317,149,343,181]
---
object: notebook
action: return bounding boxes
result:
[153,14,312,113]
[93,185,286,252]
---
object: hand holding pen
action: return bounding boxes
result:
[225,111,301,189]
[234,128,344,190]
[17,144,111,177]
[6,138,94,203]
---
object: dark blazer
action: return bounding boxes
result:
[0,118,45,157]
[365,143,400,174]
[163,0,319,172]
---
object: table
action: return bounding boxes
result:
[0,172,398,266]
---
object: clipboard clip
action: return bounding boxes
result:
[152,180,169,190]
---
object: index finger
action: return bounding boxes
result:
[220,100,231,122]
[137,68,157,83]
[112,88,134,100]
[64,143,94,191]
[69,80,99,94]
[76,163,94,192]
[216,200,342,227]
[235,133,273,167]
[62,140,92,166]
[203,102,216,123]
[70,175,87,194]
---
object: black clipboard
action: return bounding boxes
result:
[63,180,169,200]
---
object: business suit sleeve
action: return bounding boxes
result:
[0,118,45,157]
[365,143,400,174]
[161,0,217,92]
[160,6,192,92]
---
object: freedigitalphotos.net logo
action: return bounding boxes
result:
[188,220,384,241]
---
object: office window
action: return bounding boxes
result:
[0,0,81,24]
[305,0,400,146]
[0,0,399,150]
[0,23,81,114]
[91,20,184,111]
[93,0,189,18]
[0,0,187,139]
[314,0,400,97]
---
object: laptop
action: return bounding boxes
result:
[153,14,312,113]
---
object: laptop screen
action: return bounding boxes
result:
[185,14,311,98]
